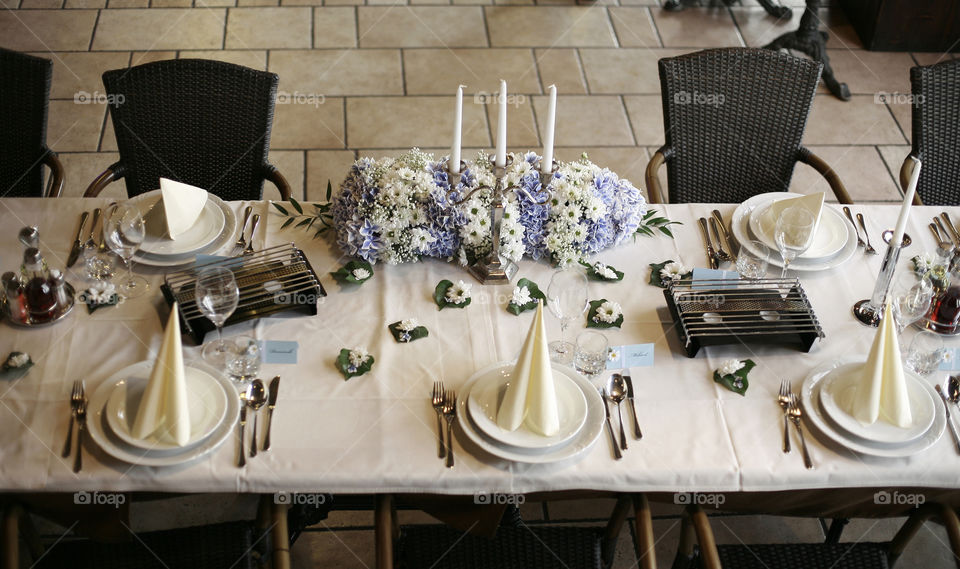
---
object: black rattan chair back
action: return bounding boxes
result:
[910,59,960,206]
[102,59,279,200]
[0,48,54,197]
[658,48,822,203]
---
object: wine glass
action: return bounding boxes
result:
[774,206,816,279]
[735,240,769,282]
[892,271,935,334]
[102,202,148,298]
[195,266,240,365]
[547,268,588,364]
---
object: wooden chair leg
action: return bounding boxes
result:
[889,504,960,569]
[376,494,394,569]
[1,504,19,569]
[633,494,657,569]
[602,495,632,567]
[672,505,721,569]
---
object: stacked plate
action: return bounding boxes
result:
[128,190,239,268]
[731,192,858,272]
[86,360,240,466]
[456,361,605,464]
[800,361,946,458]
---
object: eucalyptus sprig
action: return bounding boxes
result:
[635,209,681,238]
[272,181,335,239]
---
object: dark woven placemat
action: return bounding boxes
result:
[716,542,889,569]
[396,524,603,569]
[35,521,268,569]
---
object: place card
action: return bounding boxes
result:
[262,341,298,364]
[194,254,229,265]
[607,343,654,369]
[939,347,960,371]
[691,268,739,290]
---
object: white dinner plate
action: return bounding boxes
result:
[456,361,604,464]
[800,360,945,458]
[749,196,848,259]
[131,195,238,268]
[817,362,936,446]
[732,193,858,272]
[130,190,225,257]
[466,363,588,451]
[104,365,229,451]
[86,360,240,467]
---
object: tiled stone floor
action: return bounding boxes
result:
[5,0,959,567]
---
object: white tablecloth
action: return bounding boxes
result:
[2,198,960,495]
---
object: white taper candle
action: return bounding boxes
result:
[542,85,557,174]
[892,156,921,247]
[495,80,507,168]
[450,85,464,175]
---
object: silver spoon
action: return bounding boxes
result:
[608,375,628,451]
[246,380,267,458]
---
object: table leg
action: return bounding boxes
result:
[376,494,395,569]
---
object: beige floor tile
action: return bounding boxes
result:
[270,50,402,95]
[618,0,659,5]
[609,7,660,48]
[531,94,634,146]
[651,7,742,48]
[55,152,121,198]
[411,0,451,5]
[130,50,177,66]
[877,145,911,189]
[912,52,956,67]
[196,0,235,6]
[64,0,105,8]
[289,528,375,569]
[790,145,901,202]
[31,52,129,100]
[404,49,540,95]
[325,0,362,5]
[47,100,107,152]
[535,49,587,94]
[0,10,97,51]
[451,0,490,4]
[822,49,914,96]
[268,150,305,200]
[314,7,357,48]
[272,96,345,149]
[623,94,664,145]
[496,0,533,4]
[149,0,192,7]
[484,95,539,148]
[19,0,62,8]
[804,94,907,145]
[580,48,685,94]
[486,6,617,47]
[307,149,357,199]
[108,0,149,7]
[358,7,487,47]
[180,49,267,70]
[279,0,320,4]
[238,0,278,5]
[885,97,912,143]
[225,7,312,49]
[367,0,405,4]
[92,9,226,50]
[347,96,489,149]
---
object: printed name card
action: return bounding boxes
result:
[607,343,655,369]
[262,341,298,364]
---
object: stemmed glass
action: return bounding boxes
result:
[774,206,816,279]
[892,271,935,334]
[102,203,148,298]
[195,266,240,365]
[547,268,588,364]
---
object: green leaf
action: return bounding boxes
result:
[659,226,674,238]
[295,218,312,228]
[585,298,624,329]
[713,359,755,396]
[388,322,429,343]
[325,180,333,201]
[273,203,289,216]
[506,278,546,315]
[290,197,303,214]
[337,348,375,380]
[281,217,295,229]
[332,260,374,284]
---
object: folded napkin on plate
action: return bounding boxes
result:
[131,302,191,445]
[846,302,912,427]
[761,191,825,235]
[159,178,208,240]
[496,301,560,436]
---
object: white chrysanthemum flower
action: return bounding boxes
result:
[607,348,619,361]
[409,228,436,252]
[512,285,532,306]
[593,300,622,324]
[399,318,419,331]
[718,359,745,377]
[348,348,370,368]
[660,261,689,281]
[396,167,416,181]
[86,281,117,304]
[914,252,936,272]
[446,280,472,304]
[594,263,617,280]
[352,268,371,280]
[8,352,30,368]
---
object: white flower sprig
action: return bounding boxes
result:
[660,261,690,282]
[718,359,745,377]
[338,347,375,379]
[594,301,622,324]
[352,268,371,280]
[445,280,472,305]
[713,358,755,395]
[512,285,532,307]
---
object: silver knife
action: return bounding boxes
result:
[621,371,642,439]
[601,391,622,460]
[711,209,738,260]
[66,212,89,268]
[244,214,261,255]
[936,384,960,454]
[941,212,960,246]
[263,375,280,451]
[697,218,719,269]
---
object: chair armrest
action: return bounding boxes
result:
[900,155,923,205]
[645,146,668,204]
[83,162,125,198]
[797,147,852,204]
[41,149,64,198]
[262,164,291,200]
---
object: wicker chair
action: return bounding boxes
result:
[900,59,960,206]
[646,48,851,205]
[84,58,290,201]
[0,48,64,198]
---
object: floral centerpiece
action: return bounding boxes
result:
[328,149,672,268]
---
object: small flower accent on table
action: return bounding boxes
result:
[580,261,624,282]
[713,358,755,396]
[435,279,472,310]
[1,351,33,380]
[388,318,429,343]
[81,282,119,313]
[332,260,374,285]
[648,260,692,288]
[587,299,623,329]
[507,278,546,315]
[337,347,374,380]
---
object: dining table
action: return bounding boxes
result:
[3,197,960,564]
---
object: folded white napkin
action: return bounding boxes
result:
[496,301,560,436]
[761,191,825,236]
[847,302,912,427]
[159,178,208,240]
[132,302,191,445]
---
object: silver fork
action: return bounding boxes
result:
[73,382,87,473]
[443,390,456,468]
[788,393,813,469]
[856,213,877,255]
[62,380,82,458]
[431,381,446,459]
[709,217,732,262]
[232,206,253,256]
[777,380,791,453]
